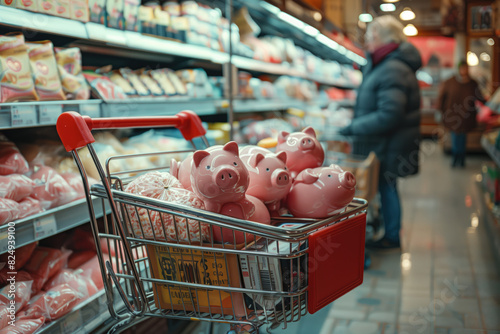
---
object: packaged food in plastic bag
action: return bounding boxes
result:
[149,69,176,96]
[65,227,96,252]
[0,198,20,225]
[0,174,35,202]
[43,269,98,298]
[0,280,33,313]
[26,41,66,101]
[0,136,29,175]
[0,242,36,271]
[24,247,72,294]
[17,197,43,219]
[30,165,79,209]
[54,47,90,100]
[0,33,39,103]
[0,270,33,287]
[125,171,209,242]
[138,69,164,96]
[0,304,8,330]
[108,70,137,96]
[83,71,128,101]
[22,283,82,321]
[0,316,44,334]
[120,68,150,97]
[60,172,85,200]
[78,255,104,290]
[67,250,96,269]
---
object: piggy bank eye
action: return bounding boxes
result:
[266,168,270,172]
[206,165,210,170]
[233,162,238,166]
[284,167,287,170]
[328,174,332,178]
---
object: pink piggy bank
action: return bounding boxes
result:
[190,141,250,213]
[286,165,356,219]
[214,195,271,244]
[276,127,324,178]
[239,146,292,212]
[171,157,193,191]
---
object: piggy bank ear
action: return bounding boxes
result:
[249,153,265,168]
[278,131,290,144]
[302,126,316,138]
[329,164,344,172]
[223,141,239,156]
[295,169,319,184]
[276,151,287,164]
[193,151,210,168]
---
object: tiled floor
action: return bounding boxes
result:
[262,140,500,334]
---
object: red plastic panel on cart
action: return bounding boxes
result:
[307,213,366,314]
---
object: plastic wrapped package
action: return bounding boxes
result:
[124,171,209,242]
[0,281,33,313]
[43,269,98,298]
[0,271,32,288]
[120,68,150,97]
[30,165,79,209]
[17,197,42,219]
[0,33,39,103]
[54,47,90,100]
[0,242,36,271]
[0,304,8,330]
[23,247,72,294]
[67,250,96,269]
[0,136,29,175]
[65,227,96,252]
[149,69,176,96]
[0,174,35,202]
[78,255,104,290]
[26,41,66,101]
[0,317,44,334]
[0,198,20,226]
[60,172,86,200]
[137,69,164,96]
[21,284,83,321]
[108,70,137,96]
[83,71,128,101]
[17,140,65,168]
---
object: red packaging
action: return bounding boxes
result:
[30,165,79,209]
[67,250,96,269]
[54,47,90,100]
[0,198,20,226]
[27,41,66,101]
[0,270,32,287]
[25,284,81,321]
[43,269,98,298]
[0,33,38,102]
[0,174,35,202]
[0,304,8,330]
[0,317,44,334]
[0,281,33,313]
[60,172,85,200]
[23,247,71,294]
[17,197,43,219]
[0,242,36,271]
[0,137,29,175]
[79,255,104,290]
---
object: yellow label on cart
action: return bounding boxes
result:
[147,244,246,315]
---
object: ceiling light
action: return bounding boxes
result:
[487,38,495,46]
[383,0,399,2]
[480,52,491,61]
[313,12,322,22]
[400,7,415,21]
[403,24,417,36]
[467,51,479,66]
[380,3,396,12]
[260,1,281,14]
[359,13,373,23]
[316,34,339,50]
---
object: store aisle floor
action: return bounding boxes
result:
[264,140,500,334]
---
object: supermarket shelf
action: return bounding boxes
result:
[481,135,500,168]
[474,180,500,270]
[0,197,108,255]
[0,100,102,130]
[101,98,220,117]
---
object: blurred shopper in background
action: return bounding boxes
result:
[339,15,422,249]
[437,61,487,167]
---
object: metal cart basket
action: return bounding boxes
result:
[56,111,368,333]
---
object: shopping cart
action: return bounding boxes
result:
[56,111,368,333]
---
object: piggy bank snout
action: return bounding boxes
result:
[339,171,356,189]
[272,170,291,187]
[214,167,239,189]
[300,137,315,150]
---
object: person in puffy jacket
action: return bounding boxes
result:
[339,15,422,249]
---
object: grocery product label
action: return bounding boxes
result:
[148,244,240,313]
[11,105,36,127]
[33,214,57,240]
[70,0,90,22]
[17,0,37,11]
[39,104,62,124]
[54,0,71,18]
[1,0,17,7]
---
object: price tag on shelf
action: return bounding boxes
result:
[33,214,57,240]
[11,105,36,127]
[80,103,100,118]
[0,231,8,253]
[39,104,62,125]
[60,310,84,334]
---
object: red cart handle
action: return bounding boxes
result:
[57,110,206,152]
